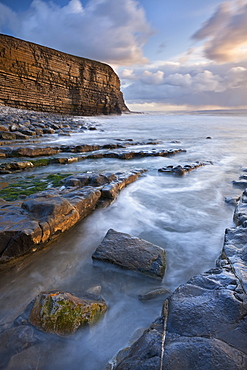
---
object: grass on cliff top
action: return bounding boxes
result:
[0,173,72,201]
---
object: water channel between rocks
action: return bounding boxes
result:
[1,111,247,369]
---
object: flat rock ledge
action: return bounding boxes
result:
[0,169,146,264]
[29,291,107,336]
[0,146,185,174]
[108,189,247,369]
[158,161,212,175]
[92,229,166,280]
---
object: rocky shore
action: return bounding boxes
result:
[107,171,247,369]
[0,105,246,369]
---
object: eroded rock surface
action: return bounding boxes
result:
[92,229,166,279]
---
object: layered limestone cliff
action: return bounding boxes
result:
[0,34,129,115]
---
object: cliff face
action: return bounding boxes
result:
[0,34,129,115]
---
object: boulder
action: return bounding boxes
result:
[92,229,166,279]
[29,291,107,336]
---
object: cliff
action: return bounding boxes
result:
[0,34,129,115]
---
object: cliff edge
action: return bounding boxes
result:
[0,34,129,115]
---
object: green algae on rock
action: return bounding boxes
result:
[0,173,72,201]
[29,291,107,336]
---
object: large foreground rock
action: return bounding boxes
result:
[108,188,247,369]
[92,229,166,279]
[29,291,107,336]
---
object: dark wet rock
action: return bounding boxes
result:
[0,203,42,257]
[158,161,212,175]
[11,131,29,140]
[233,189,247,227]
[162,336,247,370]
[109,187,247,370]
[0,325,38,369]
[92,229,166,279]
[225,196,240,206]
[107,317,165,370]
[19,128,36,136]
[138,287,170,301]
[232,179,247,188]
[233,170,247,188]
[29,291,107,336]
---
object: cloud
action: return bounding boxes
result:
[0,3,18,32]
[120,60,247,108]
[0,0,152,65]
[192,1,247,63]
[141,70,164,84]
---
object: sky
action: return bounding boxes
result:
[0,0,247,111]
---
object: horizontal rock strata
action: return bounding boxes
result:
[0,34,128,115]
[0,170,146,263]
[108,188,247,369]
[158,161,212,175]
[0,140,162,159]
[0,143,185,174]
[92,229,166,279]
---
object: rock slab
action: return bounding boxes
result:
[92,229,166,279]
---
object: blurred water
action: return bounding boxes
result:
[1,111,247,369]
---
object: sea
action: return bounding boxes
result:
[1,110,247,369]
